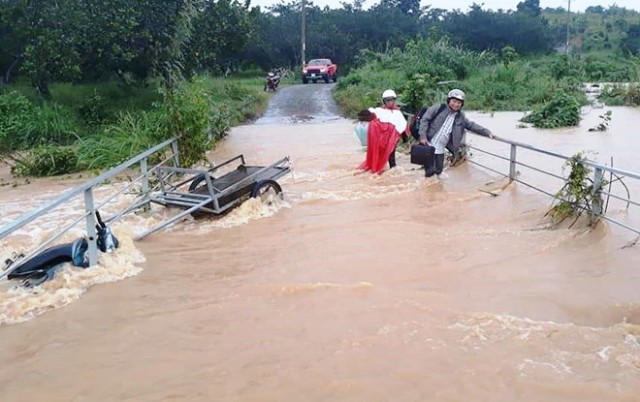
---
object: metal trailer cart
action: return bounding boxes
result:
[137,155,291,239]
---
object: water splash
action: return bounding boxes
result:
[0,230,144,325]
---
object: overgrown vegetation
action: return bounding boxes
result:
[334,38,596,125]
[11,146,79,177]
[0,77,270,176]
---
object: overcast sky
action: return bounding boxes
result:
[250,0,639,13]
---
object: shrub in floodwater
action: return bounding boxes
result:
[521,92,581,128]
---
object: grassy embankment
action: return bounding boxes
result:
[0,73,290,178]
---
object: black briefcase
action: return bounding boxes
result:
[410,144,435,166]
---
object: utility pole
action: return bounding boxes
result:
[301,0,306,67]
[565,0,571,55]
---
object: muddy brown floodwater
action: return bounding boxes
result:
[0,83,639,401]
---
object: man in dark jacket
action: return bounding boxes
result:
[418,89,495,177]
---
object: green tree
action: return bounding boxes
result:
[380,0,421,15]
[516,0,541,17]
[18,0,82,96]
[621,23,640,55]
[189,0,253,75]
[443,5,553,54]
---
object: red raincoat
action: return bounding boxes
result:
[358,115,400,174]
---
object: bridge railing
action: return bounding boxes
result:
[0,138,180,280]
[468,136,640,236]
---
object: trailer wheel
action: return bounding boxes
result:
[251,180,282,203]
[188,173,216,193]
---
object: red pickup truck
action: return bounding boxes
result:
[302,58,337,84]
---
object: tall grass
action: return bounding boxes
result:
[76,111,163,169]
[2,75,271,175]
[0,91,80,151]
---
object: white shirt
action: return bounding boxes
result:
[368,107,407,135]
[431,112,456,154]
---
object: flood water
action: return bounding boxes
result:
[0,103,639,401]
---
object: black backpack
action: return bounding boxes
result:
[408,103,447,141]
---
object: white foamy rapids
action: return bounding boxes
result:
[298,179,425,202]
[0,182,149,240]
[280,168,360,184]
[177,194,292,233]
[291,166,426,202]
[449,312,640,376]
[0,229,144,325]
[1,181,157,277]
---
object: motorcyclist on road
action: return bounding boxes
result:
[265,71,281,91]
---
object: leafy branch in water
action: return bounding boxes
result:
[546,153,604,227]
[588,110,612,132]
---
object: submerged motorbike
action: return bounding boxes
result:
[264,72,281,92]
[3,211,120,287]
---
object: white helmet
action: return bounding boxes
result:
[447,89,465,102]
[382,89,397,100]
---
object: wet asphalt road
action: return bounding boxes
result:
[254,82,350,125]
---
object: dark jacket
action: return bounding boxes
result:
[417,103,492,154]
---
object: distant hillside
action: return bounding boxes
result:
[543,6,640,53]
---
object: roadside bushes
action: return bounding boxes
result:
[77,90,110,127]
[160,82,218,168]
[0,91,79,151]
[1,76,270,176]
[77,81,234,170]
[76,111,165,169]
[335,38,495,117]
[0,92,35,153]
[11,146,79,176]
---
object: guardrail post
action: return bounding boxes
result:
[590,167,605,225]
[509,144,517,182]
[140,157,150,211]
[84,189,98,266]
[171,139,180,168]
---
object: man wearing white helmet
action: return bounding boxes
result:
[366,89,407,169]
[418,89,495,178]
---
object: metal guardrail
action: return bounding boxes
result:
[0,138,180,280]
[468,136,640,235]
